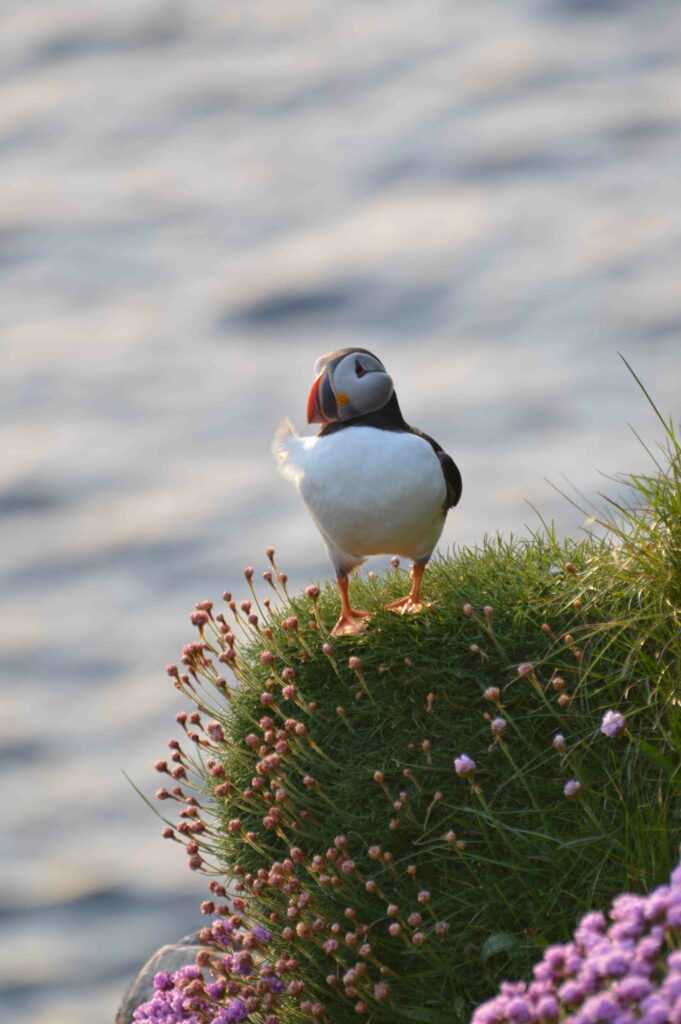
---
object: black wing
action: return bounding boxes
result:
[437,450,462,509]
[409,426,462,510]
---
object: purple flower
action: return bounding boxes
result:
[563,779,582,799]
[535,996,559,1020]
[580,993,619,1022]
[615,975,653,1002]
[454,753,477,777]
[207,721,225,743]
[472,858,681,1024]
[638,995,672,1024]
[222,1000,247,1023]
[574,911,607,951]
[506,996,531,1021]
[132,916,288,1024]
[600,710,626,738]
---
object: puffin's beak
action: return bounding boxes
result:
[307,373,331,424]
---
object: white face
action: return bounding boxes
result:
[329,351,394,419]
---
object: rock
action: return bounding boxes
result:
[115,932,208,1024]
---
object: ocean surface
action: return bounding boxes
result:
[2,1,681,1021]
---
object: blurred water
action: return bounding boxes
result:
[2,1,681,1020]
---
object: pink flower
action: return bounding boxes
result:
[454,754,477,777]
[600,710,626,738]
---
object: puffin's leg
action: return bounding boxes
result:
[331,574,373,637]
[385,559,433,615]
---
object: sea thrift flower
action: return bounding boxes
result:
[472,858,681,1024]
[517,662,533,677]
[563,779,582,799]
[206,722,224,743]
[454,754,476,778]
[552,734,566,753]
[600,710,626,738]
[491,717,507,736]
[132,958,255,1022]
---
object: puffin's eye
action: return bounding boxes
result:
[355,358,366,378]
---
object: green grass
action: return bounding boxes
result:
[157,407,681,1024]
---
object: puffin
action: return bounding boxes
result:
[272,348,462,636]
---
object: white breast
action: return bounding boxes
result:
[274,422,447,564]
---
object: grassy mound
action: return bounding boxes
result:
[154,428,680,1024]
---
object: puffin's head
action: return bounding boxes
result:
[306,348,394,424]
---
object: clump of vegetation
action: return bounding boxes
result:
[148,403,680,1024]
[472,855,681,1024]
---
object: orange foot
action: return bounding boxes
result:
[331,575,374,636]
[385,595,432,615]
[331,610,373,637]
[385,562,431,616]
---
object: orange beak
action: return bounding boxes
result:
[307,373,330,424]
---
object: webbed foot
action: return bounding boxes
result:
[385,595,432,615]
[331,612,372,637]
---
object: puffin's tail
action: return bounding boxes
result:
[272,418,306,486]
